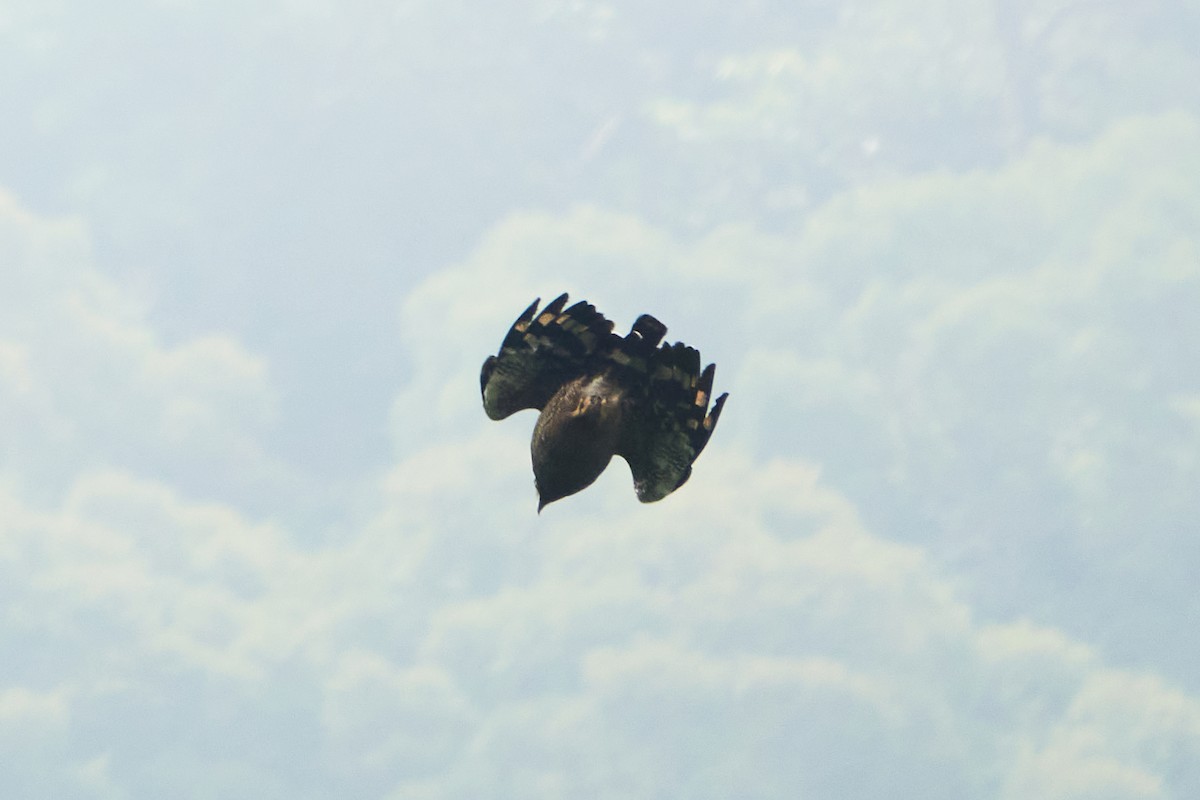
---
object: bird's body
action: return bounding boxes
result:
[481,293,727,510]
[531,373,625,509]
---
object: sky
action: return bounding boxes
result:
[2,0,1199,797]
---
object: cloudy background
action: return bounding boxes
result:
[3,0,1199,797]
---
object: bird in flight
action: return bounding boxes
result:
[480,293,727,511]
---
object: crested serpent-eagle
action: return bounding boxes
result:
[480,293,727,510]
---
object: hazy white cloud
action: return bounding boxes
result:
[0,685,70,737]
[1000,669,1200,799]
[0,192,281,508]
[4,400,1200,797]
[9,267,1196,794]
[2,1,1198,797]
[322,651,476,776]
[359,447,1199,799]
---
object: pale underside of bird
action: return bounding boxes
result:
[480,293,728,511]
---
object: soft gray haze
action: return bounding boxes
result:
[3,1,1199,797]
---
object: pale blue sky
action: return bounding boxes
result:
[2,1,1199,797]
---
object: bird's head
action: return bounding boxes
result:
[533,436,603,512]
[534,469,582,513]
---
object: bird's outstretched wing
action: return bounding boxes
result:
[616,340,728,502]
[481,293,617,420]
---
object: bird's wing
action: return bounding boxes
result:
[481,293,617,419]
[616,340,727,503]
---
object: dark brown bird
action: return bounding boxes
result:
[481,293,727,510]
